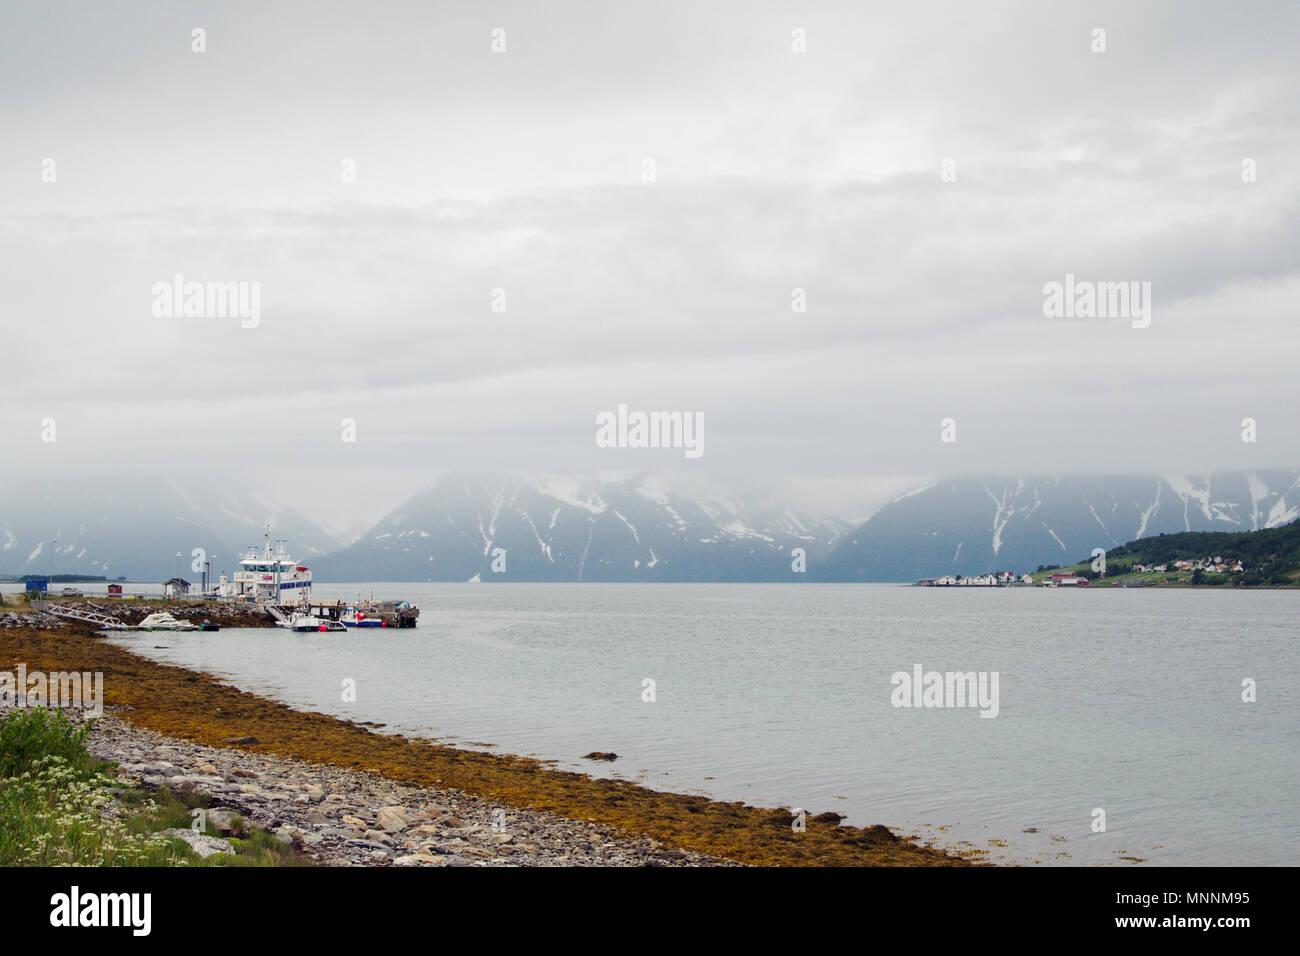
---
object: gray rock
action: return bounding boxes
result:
[277,824,323,846]
[346,839,395,856]
[205,809,246,836]
[158,829,236,859]
[393,851,438,866]
[376,806,410,832]
[168,774,226,788]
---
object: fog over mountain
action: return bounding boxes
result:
[7,470,1297,583]
[0,475,339,582]
[310,472,852,582]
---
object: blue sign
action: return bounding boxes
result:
[25,579,48,593]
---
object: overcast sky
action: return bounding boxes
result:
[2,0,1297,531]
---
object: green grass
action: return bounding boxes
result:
[0,706,97,778]
[1027,520,1300,587]
[0,709,313,866]
[1032,564,1259,587]
[0,591,37,613]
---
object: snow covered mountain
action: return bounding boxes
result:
[9,469,1296,584]
[309,472,853,582]
[818,471,1300,582]
[0,475,340,581]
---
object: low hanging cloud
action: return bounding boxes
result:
[1,0,1296,522]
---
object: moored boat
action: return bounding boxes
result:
[287,600,419,630]
[340,607,386,628]
[134,612,199,631]
[212,525,313,603]
[283,612,346,633]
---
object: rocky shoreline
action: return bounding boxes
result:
[0,623,967,866]
[83,710,733,866]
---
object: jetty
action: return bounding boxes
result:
[31,600,128,630]
[287,600,420,629]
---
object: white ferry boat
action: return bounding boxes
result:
[214,526,312,603]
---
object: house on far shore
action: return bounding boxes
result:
[1050,572,1089,586]
[162,577,191,598]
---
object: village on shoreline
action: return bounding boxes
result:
[913,518,1300,589]
[917,553,1256,589]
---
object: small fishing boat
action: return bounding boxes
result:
[134,612,199,631]
[283,612,346,633]
[199,620,220,632]
[340,607,386,628]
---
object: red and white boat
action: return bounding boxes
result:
[340,606,386,628]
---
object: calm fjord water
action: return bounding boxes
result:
[108,583,1297,866]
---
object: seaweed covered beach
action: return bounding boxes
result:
[0,622,966,867]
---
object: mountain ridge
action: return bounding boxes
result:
[6,470,1297,584]
[817,471,1300,582]
[308,471,851,583]
[0,475,340,581]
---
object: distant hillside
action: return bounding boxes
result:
[0,475,340,581]
[1039,520,1300,586]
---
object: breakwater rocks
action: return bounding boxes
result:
[113,601,274,628]
[88,713,735,867]
[0,599,273,630]
[0,607,67,629]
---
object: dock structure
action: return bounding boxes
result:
[27,594,420,631]
[275,600,420,629]
[31,600,128,630]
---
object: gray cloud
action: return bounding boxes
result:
[2,0,1297,524]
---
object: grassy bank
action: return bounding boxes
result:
[0,707,311,866]
[1029,520,1300,587]
[0,626,966,866]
